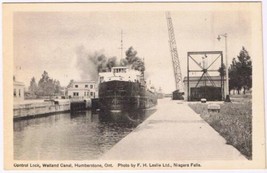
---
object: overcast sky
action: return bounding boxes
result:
[13,4,255,93]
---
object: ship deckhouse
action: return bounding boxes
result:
[99,67,141,83]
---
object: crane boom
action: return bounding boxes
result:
[166,12,183,91]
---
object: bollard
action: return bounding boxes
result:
[201,98,207,103]
[208,103,220,113]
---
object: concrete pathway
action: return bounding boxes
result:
[101,98,247,160]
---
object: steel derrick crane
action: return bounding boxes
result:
[166,12,183,99]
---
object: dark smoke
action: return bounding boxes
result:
[75,46,114,81]
[120,58,128,66]
[76,46,145,81]
[106,57,117,70]
[125,47,145,72]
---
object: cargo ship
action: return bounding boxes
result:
[98,66,157,112]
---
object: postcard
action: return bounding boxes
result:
[3,2,265,170]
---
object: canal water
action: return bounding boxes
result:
[14,109,156,160]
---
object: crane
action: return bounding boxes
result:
[166,12,184,99]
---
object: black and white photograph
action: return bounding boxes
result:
[2,2,266,170]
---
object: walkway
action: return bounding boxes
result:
[101,98,246,160]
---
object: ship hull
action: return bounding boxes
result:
[98,81,157,111]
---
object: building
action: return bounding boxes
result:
[13,77,25,103]
[67,80,97,99]
[183,76,226,101]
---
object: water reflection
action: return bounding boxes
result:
[14,108,156,160]
[99,110,152,124]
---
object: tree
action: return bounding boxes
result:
[229,47,252,94]
[37,71,49,96]
[218,63,226,77]
[236,47,252,94]
[229,58,242,94]
[67,79,74,88]
[37,71,63,96]
[28,77,38,95]
[54,80,61,94]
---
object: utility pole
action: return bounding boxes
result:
[217,33,231,102]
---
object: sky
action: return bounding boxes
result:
[13,4,255,93]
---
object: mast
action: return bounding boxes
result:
[119,30,124,60]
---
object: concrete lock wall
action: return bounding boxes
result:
[13,101,71,119]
